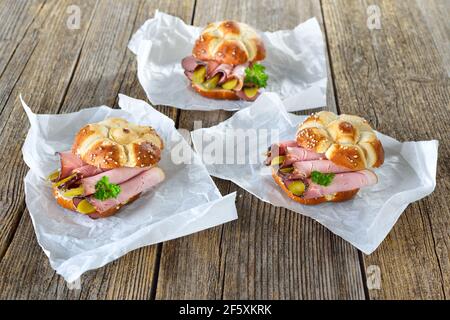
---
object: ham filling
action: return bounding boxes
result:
[181,55,257,101]
[81,167,150,196]
[88,168,165,213]
[266,143,378,198]
[55,151,164,214]
[58,151,84,179]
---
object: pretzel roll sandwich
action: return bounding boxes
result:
[265,111,384,205]
[49,118,165,218]
[181,20,268,101]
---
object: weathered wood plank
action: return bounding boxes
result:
[155,0,366,299]
[0,0,195,299]
[0,0,46,77]
[322,0,449,299]
[0,0,98,263]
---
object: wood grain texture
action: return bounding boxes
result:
[0,0,98,262]
[0,0,195,299]
[0,0,46,77]
[322,0,449,299]
[0,0,448,300]
[155,0,366,300]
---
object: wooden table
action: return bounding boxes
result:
[0,0,448,300]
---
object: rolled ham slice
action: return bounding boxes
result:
[265,140,298,165]
[302,170,378,199]
[81,166,150,196]
[182,56,220,79]
[72,165,105,179]
[284,147,325,166]
[59,151,84,179]
[89,167,165,213]
[181,56,200,72]
[208,63,234,84]
[228,63,248,91]
[291,160,353,178]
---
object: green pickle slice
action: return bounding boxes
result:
[77,199,96,214]
[203,74,220,89]
[287,181,305,196]
[192,66,206,84]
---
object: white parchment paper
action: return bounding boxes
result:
[191,93,438,254]
[129,11,327,111]
[21,94,238,282]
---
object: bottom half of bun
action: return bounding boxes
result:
[52,185,141,219]
[272,169,359,205]
[191,82,241,100]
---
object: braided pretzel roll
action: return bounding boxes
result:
[193,20,266,65]
[72,118,163,169]
[296,111,384,170]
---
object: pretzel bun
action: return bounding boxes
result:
[272,169,359,205]
[296,111,384,171]
[52,184,141,219]
[52,185,77,211]
[72,118,163,169]
[193,20,266,65]
[192,82,240,100]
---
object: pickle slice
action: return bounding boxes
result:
[203,75,220,90]
[47,170,60,181]
[52,174,76,188]
[192,66,206,84]
[279,167,294,174]
[287,181,305,196]
[244,87,259,98]
[270,156,285,166]
[221,78,238,90]
[77,199,96,214]
[63,186,84,198]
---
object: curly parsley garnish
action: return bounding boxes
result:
[244,63,269,88]
[311,171,335,186]
[94,176,121,200]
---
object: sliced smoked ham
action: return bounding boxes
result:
[182,56,220,77]
[265,140,298,165]
[81,166,151,196]
[182,56,253,93]
[181,56,200,72]
[208,63,234,84]
[283,147,325,166]
[291,160,353,178]
[59,151,84,179]
[302,170,378,199]
[72,165,104,179]
[88,167,165,213]
[229,63,248,91]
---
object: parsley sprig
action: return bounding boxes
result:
[94,176,121,201]
[244,63,269,88]
[311,171,335,186]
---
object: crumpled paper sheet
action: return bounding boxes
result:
[129,11,327,111]
[191,93,438,254]
[21,94,237,282]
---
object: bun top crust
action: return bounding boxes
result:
[296,111,384,170]
[193,21,266,65]
[72,118,163,169]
